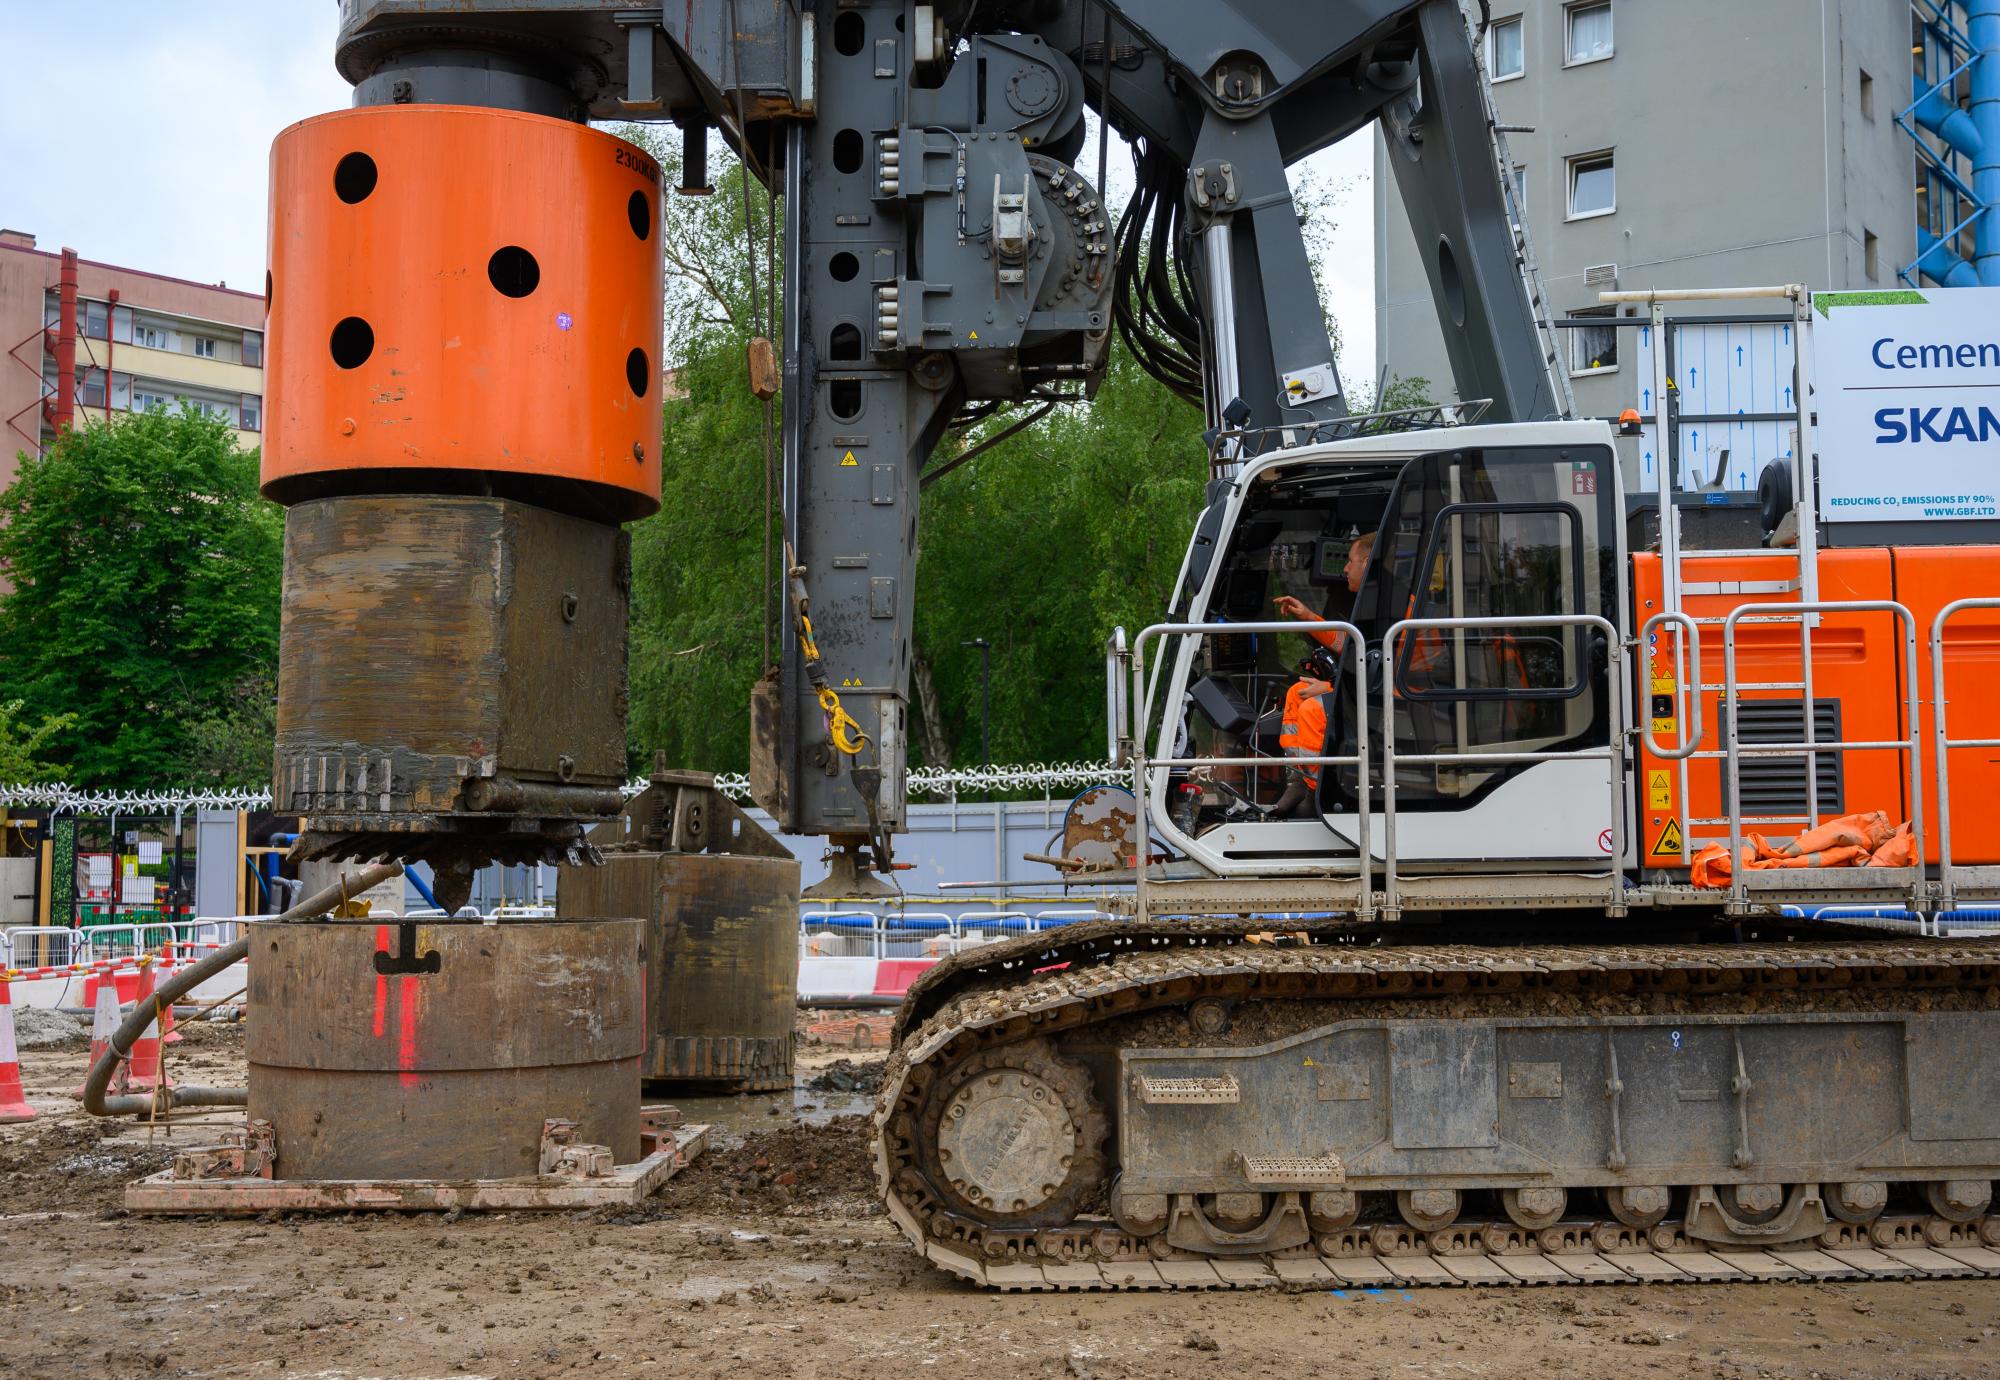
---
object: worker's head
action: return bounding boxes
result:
[1344,530,1376,594]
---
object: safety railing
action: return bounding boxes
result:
[1130,619,1372,920]
[1379,614,1626,920]
[796,908,1106,962]
[1931,597,2000,912]
[2,926,84,969]
[1722,600,1924,911]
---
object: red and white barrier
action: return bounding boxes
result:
[0,980,37,1123]
[75,980,120,1099]
[122,961,169,1092]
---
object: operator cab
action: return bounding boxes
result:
[1152,419,1625,875]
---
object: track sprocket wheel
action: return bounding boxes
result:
[919,1038,1108,1229]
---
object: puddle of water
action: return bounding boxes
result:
[655,1081,874,1140]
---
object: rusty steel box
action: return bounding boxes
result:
[275,494,629,862]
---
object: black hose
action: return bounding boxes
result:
[82,861,406,1119]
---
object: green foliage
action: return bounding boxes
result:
[914,348,1204,766]
[0,699,74,780]
[0,409,282,785]
[180,671,279,788]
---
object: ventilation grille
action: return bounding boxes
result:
[1716,698,1844,817]
[1583,262,1619,287]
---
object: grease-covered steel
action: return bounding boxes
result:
[247,917,642,1179]
[276,494,629,878]
[560,851,800,1091]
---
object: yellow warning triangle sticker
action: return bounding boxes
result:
[1650,818,1685,857]
[967,330,979,340]
[840,451,858,466]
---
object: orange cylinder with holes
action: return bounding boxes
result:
[263,105,664,520]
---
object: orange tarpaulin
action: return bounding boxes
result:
[1689,812,1913,888]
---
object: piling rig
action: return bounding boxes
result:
[268,1,2000,1285]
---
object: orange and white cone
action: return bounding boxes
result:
[0,979,37,1123]
[157,955,181,1046]
[74,979,120,1099]
[122,961,170,1092]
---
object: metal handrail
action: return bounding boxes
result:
[1722,600,1924,911]
[1930,597,2000,912]
[1105,626,1131,767]
[1638,611,1704,760]
[1379,614,1625,920]
[1130,619,1371,920]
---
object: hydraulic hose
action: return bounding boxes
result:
[82,861,406,1119]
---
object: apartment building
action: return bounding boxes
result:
[0,229,265,494]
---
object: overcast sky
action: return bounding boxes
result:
[0,1,1376,387]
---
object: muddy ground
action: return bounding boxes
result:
[4,1017,2000,1379]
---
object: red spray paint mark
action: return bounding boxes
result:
[397,974,421,1088]
[371,925,390,1039]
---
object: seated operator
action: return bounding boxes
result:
[1273,529,1373,650]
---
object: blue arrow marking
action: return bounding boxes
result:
[1785,385,1792,407]
[1738,407,1745,430]
[1690,367,1699,389]
[1643,387,1652,409]
[1783,323,1791,345]
[1739,470,1748,488]
[1644,449,1654,476]
[1736,344,1743,366]
[1640,325,1650,346]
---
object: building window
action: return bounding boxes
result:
[1510,165,1528,216]
[1864,229,1880,282]
[242,330,263,368]
[1565,2,1613,65]
[77,368,106,408]
[193,337,216,359]
[1567,151,1615,218]
[1859,68,1874,121]
[133,324,165,349]
[133,388,174,413]
[1489,15,1524,81]
[1569,306,1619,375]
[241,394,262,431]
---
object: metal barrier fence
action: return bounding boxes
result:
[797,908,1107,961]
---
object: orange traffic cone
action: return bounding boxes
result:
[123,961,170,1092]
[74,980,120,1099]
[0,979,37,1123]
[157,955,182,1046]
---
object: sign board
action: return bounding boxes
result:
[120,876,155,906]
[138,840,163,865]
[1630,317,1796,492]
[85,855,112,887]
[1813,288,2000,522]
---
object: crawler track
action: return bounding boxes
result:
[873,925,2000,1290]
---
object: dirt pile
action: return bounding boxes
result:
[804,1058,884,1095]
[0,1119,173,1213]
[664,1115,877,1218]
[11,1005,89,1050]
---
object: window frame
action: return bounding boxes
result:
[1565,150,1616,221]
[1563,0,1614,68]
[1567,305,1621,377]
[1487,14,1526,82]
[1396,500,1592,704]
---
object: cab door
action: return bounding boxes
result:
[1321,441,1629,864]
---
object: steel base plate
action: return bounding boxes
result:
[123,1124,707,1215]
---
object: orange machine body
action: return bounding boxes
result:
[263,105,664,520]
[1633,547,2000,870]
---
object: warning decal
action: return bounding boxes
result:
[1650,819,1685,858]
[1647,770,1671,810]
[840,450,858,466]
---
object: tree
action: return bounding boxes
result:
[0,700,74,781]
[0,409,282,785]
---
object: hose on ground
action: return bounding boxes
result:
[82,861,406,1119]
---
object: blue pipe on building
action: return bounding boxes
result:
[1914,74,1985,159]
[1919,226,1984,285]
[1974,0,2000,283]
